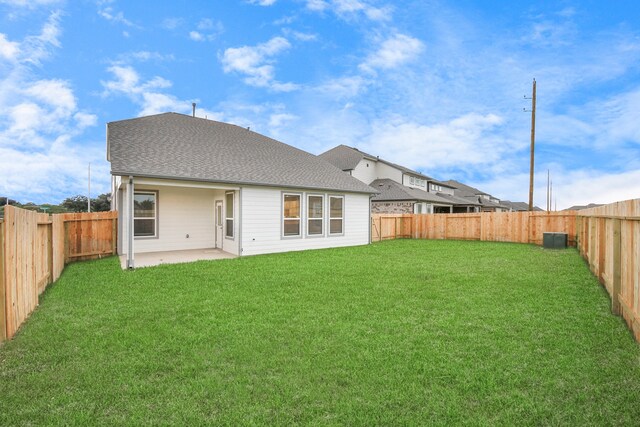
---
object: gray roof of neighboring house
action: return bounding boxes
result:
[319,144,441,182]
[107,113,376,194]
[564,203,603,211]
[317,144,372,171]
[435,192,481,206]
[443,179,490,196]
[443,179,514,209]
[501,200,544,211]
[370,179,453,204]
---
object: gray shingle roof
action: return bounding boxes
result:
[435,192,481,206]
[107,113,376,194]
[443,179,490,196]
[501,200,543,211]
[370,179,453,204]
[564,203,602,211]
[319,144,436,180]
[317,145,370,171]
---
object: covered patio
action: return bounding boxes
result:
[119,248,236,269]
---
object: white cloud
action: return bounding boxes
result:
[305,0,328,11]
[19,11,62,65]
[24,79,76,112]
[98,5,135,27]
[360,33,424,72]
[161,17,184,30]
[0,34,20,61]
[0,0,61,8]
[0,13,102,204]
[220,36,298,91]
[268,112,297,127]
[101,65,225,120]
[481,168,640,211]
[362,113,505,172]
[74,112,98,129]
[247,0,276,6]
[281,29,318,41]
[116,51,175,63]
[189,31,205,41]
[189,19,223,41]
[315,75,368,98]
[305,0,392,21]
[101,65,172,97]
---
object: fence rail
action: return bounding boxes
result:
[1,206,117,342]
[577,200,640,341]
[372,211,578,245]
[372,199,640,341]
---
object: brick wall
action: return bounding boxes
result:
[372,201,414,214]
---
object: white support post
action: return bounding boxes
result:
[127,176,135,269]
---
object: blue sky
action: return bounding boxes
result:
[1,0,639,209]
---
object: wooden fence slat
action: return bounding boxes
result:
[612,218,622,315]
[1,207,118,342]
[0,219,5,342]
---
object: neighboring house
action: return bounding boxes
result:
[501,200,544,212]
[443,180,511,212]
[564,203,603,211]
[107,113,377,268]
[369,179,455,214]
[319,145,481,214]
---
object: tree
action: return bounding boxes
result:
[92,193,111,212]
[0,197,18,205]
[61,193,111,212]
[61,195,89,212]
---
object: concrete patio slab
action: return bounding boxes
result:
[120,248,236,269]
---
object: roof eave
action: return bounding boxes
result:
[110,171,379,195]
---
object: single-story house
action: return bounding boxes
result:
[107,112,377,268]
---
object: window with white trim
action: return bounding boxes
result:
[307,194,324,236]
[225,192,234,238]
[134,191,157,237]
[410,176,415,185]
[283,193,301,237]
[329,195,344,235]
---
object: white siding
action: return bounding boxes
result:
[374,161,403,183]
[439,186,455,196]
[351,159,378,184]
[120,184,224,254]
[241,186,370,256]
[403,174,427,190]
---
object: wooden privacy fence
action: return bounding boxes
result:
[576,200,640,341]
[371,211,577,245]
[1,206,117,342]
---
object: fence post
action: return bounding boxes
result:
[63,220,69,264]
[47,221,53,285]
[598,218,606,284]
[575,215,582,251]
[611,218,622,315]
[0,219,5,342]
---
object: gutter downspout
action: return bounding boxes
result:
[238,188,242,256]
[127,176,135,269]
[369,194,374,244]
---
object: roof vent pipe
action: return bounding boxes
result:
[192,103,196,117]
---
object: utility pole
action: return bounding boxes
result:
[88,163,91,213]
[527,78,537,211]
[546,169,550,212]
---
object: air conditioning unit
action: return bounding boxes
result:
[543,232,567,249]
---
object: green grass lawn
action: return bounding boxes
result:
[1,240,640,425]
